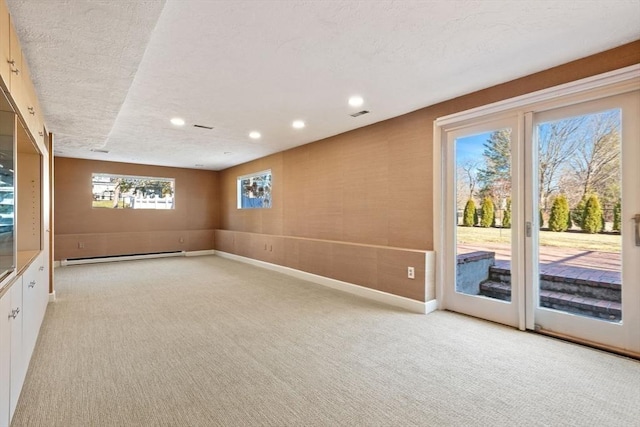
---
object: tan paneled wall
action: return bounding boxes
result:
[219,153,284,235]
[219,41,640,252]
[216,41,639,300]
[220,112,431,249]
[54,158,219,260]
[215,230,431,301]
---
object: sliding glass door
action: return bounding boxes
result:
[526,91,640,353]
[443,116,522,328]
[441,82,640,355]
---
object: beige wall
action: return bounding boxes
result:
[215,41,639,301]
[54,158,219,260]
[52,41,639,300]
[219,41,640,251]
[220,112,432,249]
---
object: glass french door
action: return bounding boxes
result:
[526,91,640,354]
[443,88,640,354]
[443,116,523,329]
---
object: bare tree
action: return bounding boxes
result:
[461,159,480,198]
[569,110,620,202]
[457,160,481,205]
[537,117,584,209]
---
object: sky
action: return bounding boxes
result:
[455,131,492,165]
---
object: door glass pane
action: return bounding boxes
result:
[455,128,513,301]
[536,109,621,322]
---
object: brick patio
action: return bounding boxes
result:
[458,243,621,284]
[458,244,623,321]
[493,259,621,286]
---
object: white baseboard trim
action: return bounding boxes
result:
[48,291,56,302]
[61,251,186,266]
[425,298,438,314]
[185,250,215,257]
[215,251,432,314]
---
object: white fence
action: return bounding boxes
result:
[131,197,174,209]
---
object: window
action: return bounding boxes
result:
[237,170,272,209]
[92,173,175,209]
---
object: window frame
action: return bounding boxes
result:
[91,172,176,210]
[237,169,272,209]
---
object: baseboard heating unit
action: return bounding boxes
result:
[61,251,186,266]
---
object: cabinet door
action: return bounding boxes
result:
[22,63,43,144]
[8,18,24,117]
[22,255,47,361]
[0,290,11,427]
[0,0,10,92]
[32,98,45,148]
[21,263,39,362]
[8,280,23,421]
[37,256,48,326]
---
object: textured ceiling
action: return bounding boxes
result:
[6,0,640,170]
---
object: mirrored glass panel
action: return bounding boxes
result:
[0,108,15,279]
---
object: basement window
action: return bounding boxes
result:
[92,173,175,209]
[237,170,272,209]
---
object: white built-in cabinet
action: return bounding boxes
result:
[7,279,23,422]
[0,287,12,425]
[0,0,51,425]
[21,253,47,362]
[0,253,46,425]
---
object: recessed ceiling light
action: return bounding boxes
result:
[195,164,204,167]
[224,152,232,155]
[292,120,305,129]
[249,131,261,139]
[348,96,364,107]
[170,117,185,126]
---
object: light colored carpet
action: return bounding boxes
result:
[11,255,640,426]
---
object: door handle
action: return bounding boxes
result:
[634,214,640,247]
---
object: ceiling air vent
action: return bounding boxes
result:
[193,124,214,130]
[90,148,109,154]
[350,110,370,118]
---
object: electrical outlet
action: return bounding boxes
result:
[78,242,84,249]
[179,237,185,243]
[407,266,415,279]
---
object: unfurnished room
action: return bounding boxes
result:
[0,1,639,426]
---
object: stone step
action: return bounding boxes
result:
[487,265,620,302]
[478,281,622,322]
[478,281,511,301]
[539,289,621,322]
[488,265,511,283]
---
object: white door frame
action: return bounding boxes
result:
[441,114,525,329]
[525,91,640,354]
[433,65,640,341]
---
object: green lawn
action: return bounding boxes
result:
[92,200,114,208]
[92,200,131,208]
[456,226,621,252]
